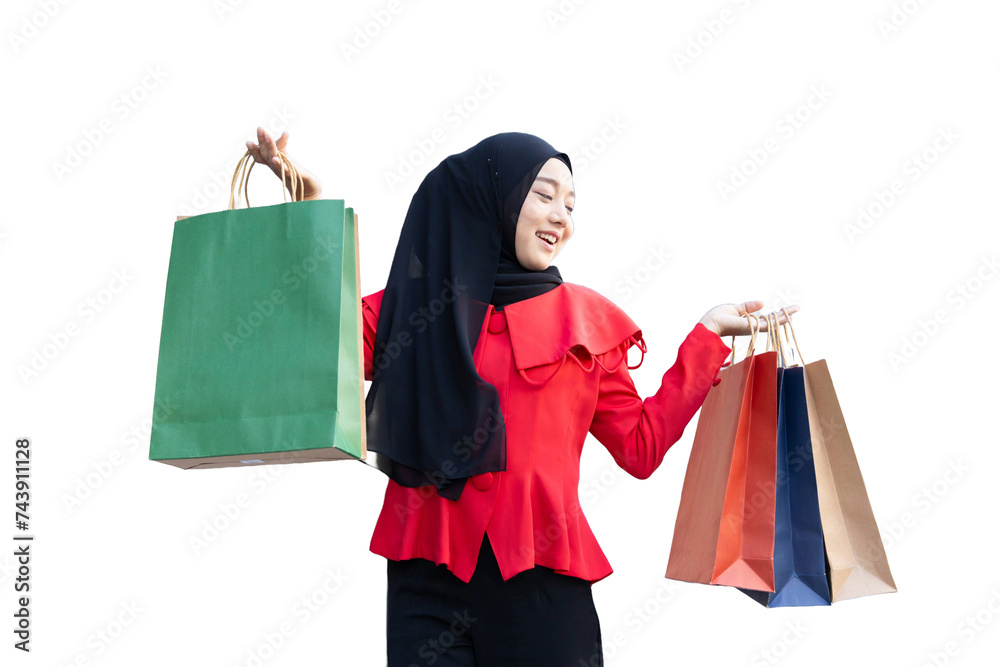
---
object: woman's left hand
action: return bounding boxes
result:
[698,301,800,338]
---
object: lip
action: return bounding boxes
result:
[535,230,561,245]
[536,234,556,252]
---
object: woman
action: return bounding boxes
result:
[245,127,799,666]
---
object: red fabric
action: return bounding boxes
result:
[361,282,732,585]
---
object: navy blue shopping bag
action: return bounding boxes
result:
[739,364,831,607]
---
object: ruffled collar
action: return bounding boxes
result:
[501,283,646,377]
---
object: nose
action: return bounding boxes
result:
[550,206,571,226]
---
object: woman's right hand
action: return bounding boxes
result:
[245,127,323,201]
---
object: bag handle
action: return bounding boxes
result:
[727,311,760,366]
[769,312,789,368]
[227,147,305,210]
[767,308,801,368]
[779,306,804,365]
[765,311,774,353]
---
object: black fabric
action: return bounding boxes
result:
[365,133,572,501]
[386,533,604,666]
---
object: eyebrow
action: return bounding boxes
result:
[534,176,575,198]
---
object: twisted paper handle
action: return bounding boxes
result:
[725,307,803,369]
[227,147,305,210]
[727,311,760,366]
[770,312,788,368]
[779,306,804,365]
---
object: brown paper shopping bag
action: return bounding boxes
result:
[779,309,897,601]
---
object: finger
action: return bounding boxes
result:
[257,128,287,175]
[274,130,289,151]
[743,305,767,331]
[245,140,263,163]
[775,305,800,325]
[257,127,275,165]
[755,311,776,332]
[255,127,268,163]
[247,140,277,172]
[263,132,283,170]
[738,300,764,316]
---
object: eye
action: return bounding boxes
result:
[536,192,574,214]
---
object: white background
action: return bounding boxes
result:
[2,0,998,665]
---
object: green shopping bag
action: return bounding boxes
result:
[149,149,366,469]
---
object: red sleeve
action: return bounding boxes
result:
[588,322,733,480]
[361,289,385,382]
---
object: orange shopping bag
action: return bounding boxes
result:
[666,313,778,591]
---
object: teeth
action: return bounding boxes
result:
[536,232,557,245]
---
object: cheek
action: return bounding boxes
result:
[524,198,547,221]
[515,227,540,262]
[516,225,532,249]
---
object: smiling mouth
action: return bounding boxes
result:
[535,232,558,248]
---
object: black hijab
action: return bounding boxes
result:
[364,132,573,501]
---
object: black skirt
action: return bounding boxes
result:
[386,532,604,667]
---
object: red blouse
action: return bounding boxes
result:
[362,282,732,586]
